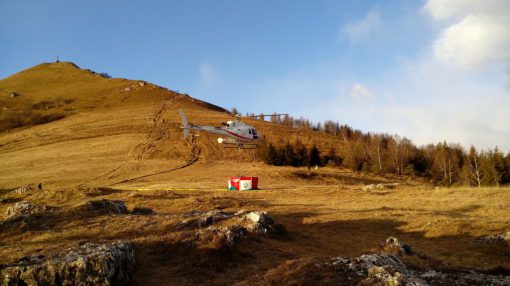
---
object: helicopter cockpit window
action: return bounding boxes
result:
[252,129,258,135]
[249,129,252,134]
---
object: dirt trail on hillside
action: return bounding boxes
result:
[115,138,201,184]
[78,99,201,187]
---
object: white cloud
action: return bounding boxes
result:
[349,83,374,101]
[425,0,510,71]
[424,0,510,20]
[199,62,217,85]
[341,10,381,43]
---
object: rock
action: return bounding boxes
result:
[9,92,20,98]
[132,207,155,215]
[362,184,376,191]
[349,253,411,276]
[5,201,52,219]
[362,183,400,191]
[382,236,413,255]
[11,185,35,194]
[194,225,248,250]
[124,87,131,92]
[178,210,231,229]
[242,211,286,235]
[138,81,146,87]
[329,253,510,286]
[324,239,510,286]
[86,199,128,214]
[0,240,135,286]
[182,209,204,217]
[473,232,510,247]
[179,210,286,249]
[366,265,405,286]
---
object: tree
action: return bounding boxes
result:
[294,140,309,167]
[264,143,278,165]
[283,142,296,166]
[468,146,481,188]
[309,145,321,166]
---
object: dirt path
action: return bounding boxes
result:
[114,138,201,184]
[78,101,173,187]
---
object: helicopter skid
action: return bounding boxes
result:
[220,142,257,149]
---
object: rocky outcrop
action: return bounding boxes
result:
[86,199,128,214]
[362,183,400,191]
[5,201,53,219]
[11,185,35,194]
[323,237,510,286]
[473,232,510,247]
[179,210,286,250]
[178,210,231,229]
[0,240,135,286]
[326,254,510,286]
[240,210,287,235]
[381,236,413,255]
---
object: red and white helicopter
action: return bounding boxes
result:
[179,109,286,149]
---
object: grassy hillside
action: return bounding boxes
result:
[0,62,348,189]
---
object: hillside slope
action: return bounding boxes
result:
[0,62,346,189]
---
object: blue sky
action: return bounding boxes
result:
[1,0,509,151]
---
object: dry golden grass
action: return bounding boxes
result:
[1,169,509,285]
[1,62,509,285]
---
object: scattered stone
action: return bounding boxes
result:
[178,210,231,229]
[0,240,135,286]
[179,210,286,249]
[86,199,128,214]
[382,236,413,255]
[132,207,155,215]
[124,87,131,92]
[194,225,248,249]
[182,209,204,217]
[326,252,510,286]
[242,211,286,235]
[9,92,20,98]
[138,81,146,87]
[11,184,35,194]
[5,201,52,219]
[362,183,400,191]
[473,232,510,247]
[322,237,510,286]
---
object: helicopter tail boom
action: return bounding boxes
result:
[179,109,190,139]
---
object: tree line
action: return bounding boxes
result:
[252,112,510,187]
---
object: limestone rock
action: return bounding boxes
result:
[473,232,510,247]
[178,210,230,229]
[362,183,400,191]
[242,211,286,235]
[194,225,247,249]
[383,236,413,255]
[0,240,135,286]
[11,185,35,194]
[86,199,128,214]
[325,238,510,286]
[179,210,286,249]
[5,201,52,219]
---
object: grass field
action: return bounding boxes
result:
[1,163,509,285]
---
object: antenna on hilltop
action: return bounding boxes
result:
[56,55,60,63]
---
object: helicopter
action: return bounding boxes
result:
[179,109,287,149]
